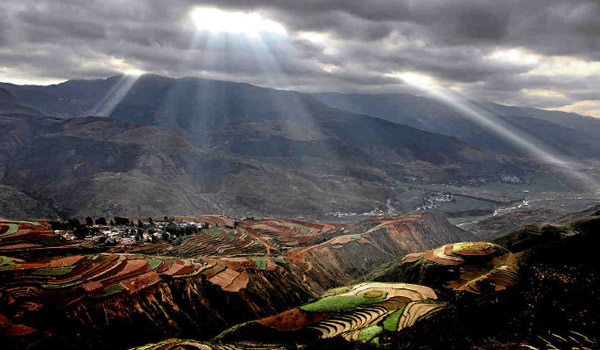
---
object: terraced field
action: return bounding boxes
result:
[132,339,285,350]
[4,210,597,350]
[0,250,292,303]
[0,219,72,252]
[0,220,301,346]
[401,241,520,294]
[217,282,444,345]
[241,218,345,250]
[127,216,346,259]
[0,212,482,349]
[170,227,266,257]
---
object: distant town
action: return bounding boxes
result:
[51,216,229,246]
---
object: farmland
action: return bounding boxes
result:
[1,208,599,350]
[0,212,470,349]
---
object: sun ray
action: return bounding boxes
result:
[88,71,143,117]
[392,72,600,193]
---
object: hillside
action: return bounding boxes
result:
[0,78,535,220]
[130,206,600,349]
[0,212,471,350]
[460,207,565,239]
[1,206,598,350]
[313,92,600,159]
[0,113,498,219]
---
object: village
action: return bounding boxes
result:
[52,217,213,246]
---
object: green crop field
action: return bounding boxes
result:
[34,266,76,276]
[382,305,405,331]
[269,257,287,264]
[0,256,18,271]
[2,220,41,226]
[250,257,267,270]
[359,325,383,343]
[42,280,82,289]
[147,258,162,270]
[0,224,19,237]
[102,283,126,296]
[300,290,387,313]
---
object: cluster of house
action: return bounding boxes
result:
[416,192,453,211]
[56,219,210,245]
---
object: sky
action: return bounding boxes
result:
[0,0,599,117]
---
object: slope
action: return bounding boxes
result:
[313,92,600,159]
[0,212,474,350]
[0,80,530,219]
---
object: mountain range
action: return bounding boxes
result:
[1,74,599,220]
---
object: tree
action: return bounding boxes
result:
[68,218,79,228]
[85,217,94,226]
[50,220,72,230]
[137,219,144,228]
[165,223,178,235]
[73,225,90,240]
[114,216,130,226]
[95,217,107,225]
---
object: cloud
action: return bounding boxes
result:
[553,100,600,118]
[0,0,598,116]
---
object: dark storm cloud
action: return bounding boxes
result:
[0,0,598,115]
[198,0,599,56]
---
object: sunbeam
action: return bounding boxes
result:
[172,6,369,211]
[89,70,143,116]
[392,72,600,194]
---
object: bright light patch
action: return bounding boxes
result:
[552,100,600,118]
[105,58,145,76]
[523,88,565,98]
[297,32,328,44]
[390,72,439,89]
[319,63,338,73]
[489,48,541,65]
[0,67,64,85]
[490,48,600,77]
[190,7,286,36]
[124,69,145,77]
[531,56,600,76]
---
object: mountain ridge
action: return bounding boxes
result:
[0,78,535,220]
